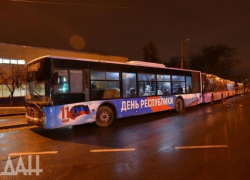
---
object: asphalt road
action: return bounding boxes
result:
[0,115,27,128]
[0,94,250,180]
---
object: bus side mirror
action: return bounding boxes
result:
[52,72,58,85]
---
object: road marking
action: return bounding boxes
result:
[0,126,36,132]
[0,107,25,109]
[175,145,228,150]
[9,151,58,156]
[90,148,135,153]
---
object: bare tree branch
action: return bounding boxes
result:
[0,64,26,105]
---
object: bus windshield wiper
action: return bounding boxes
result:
[33,89,43,101]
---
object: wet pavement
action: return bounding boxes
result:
[0,115,27,129]
[0,107,26,128]
[0,94,249,179]
[0,107,25,116]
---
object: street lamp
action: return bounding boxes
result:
[181,38,190,69]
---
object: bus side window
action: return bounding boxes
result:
[172,75,185,94]
[54,70,69,94]
[122,73,136,98]
[90,71,120,100]
[138,73,156,97]
[186,76,192,93]
[157,82,171,95]
[70,70,83,93]
[172,83,183,94]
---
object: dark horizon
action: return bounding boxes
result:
[0,0,249,73]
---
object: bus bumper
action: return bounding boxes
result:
[26,106,55,129]
[26,115,44,128]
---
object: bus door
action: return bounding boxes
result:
[83,69,90,101]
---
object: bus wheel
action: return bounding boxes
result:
[96,106,114,127]
[210,95,214,105]
[175,98,184,113]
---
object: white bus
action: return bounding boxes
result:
[25,56,202,129]
[202,73,228,104]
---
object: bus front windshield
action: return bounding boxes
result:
[26,72,51,105]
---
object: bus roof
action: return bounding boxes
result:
[202,73,231,81]
[28,55,201,73]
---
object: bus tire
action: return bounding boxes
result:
[210,95,214,105]
[95,106,114,127]
[175,98,184,113]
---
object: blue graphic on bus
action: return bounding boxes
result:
[70,105,91,118]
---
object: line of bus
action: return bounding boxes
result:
[25,56,243,129]
[235,83,244,95]
[201,73,237,104]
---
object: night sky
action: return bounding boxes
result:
[0,0,250,70]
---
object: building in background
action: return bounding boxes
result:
[0,43,128,105]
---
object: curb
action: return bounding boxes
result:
[0,123,30,130]
[0,113,27,129]
[0,113,25,117]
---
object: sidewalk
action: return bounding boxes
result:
[0,106,27,129]
[0,106,26,117]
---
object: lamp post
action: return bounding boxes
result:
[181,38,190,69]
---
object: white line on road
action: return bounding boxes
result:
[0,107,25,109]
[90,148,135,153]
[9,151,58,156]
[175,145,228,150]
[0,126,37,132]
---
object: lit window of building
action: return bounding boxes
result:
[3,59,10,64]
[18,60,25,64]
[11,59,18,64]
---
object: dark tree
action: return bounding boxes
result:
[189,44,240,79]
[0,64,26,105]
[234,66,248,83]
[164,56,188,69]
[142,40,160,63]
